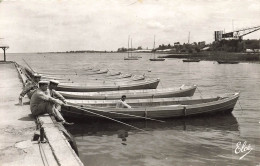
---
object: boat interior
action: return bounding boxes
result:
[67,95,230,108]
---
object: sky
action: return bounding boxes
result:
[0,0,260,53]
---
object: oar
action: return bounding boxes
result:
[77,105,165,123]
[67,105,147,132]
[23,59,35,73]
[38,72,77,76]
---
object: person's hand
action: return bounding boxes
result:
[19,95,23,99]
[62,121,74,125]
[55,99,64,105]
[63,100,67,104]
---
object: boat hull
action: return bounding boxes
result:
[217,61,239,64]
[59,85,197,100]
[56,78,160,92]
[67,95,219,107]
[62,93,239,120]
[149,58,165,61]
[183,59,200,62]
[124,57,139,60]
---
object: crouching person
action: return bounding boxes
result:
[19,73,41,102]
[30,80,72,125]
[49,79,67,104]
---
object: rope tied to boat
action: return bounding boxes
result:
[160,79,164,88]
[196,87,203,99]
[36,119,50,166]
[238,100,244,113]
[38,141,50,166]
[223,78,244,117]
[70,105,148,132]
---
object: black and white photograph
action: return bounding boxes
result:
[0,0,259,165]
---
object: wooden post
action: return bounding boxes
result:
[1,46,9,62]
[3,48,6,61]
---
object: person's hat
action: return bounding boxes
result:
[38,80,49,85]
[33,73,41,78]
[49,80,60,85]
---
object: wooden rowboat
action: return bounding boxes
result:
[59,85,197,100]
[53,75,146,86]
[67,95,210,107]
[149,58,165,61]
[39,69,117,77]
[66,92,228,107]
[91,74,145,83]
[81,69,109,75]
[99,73,132,79]
[56,78,160,92]
[217,61,239,64]
[183,59,200,62]
[41,73,133,82]
[104,71,121,77]
[124,57,139,60]
[61,93,239,119]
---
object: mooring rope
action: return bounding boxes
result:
[224,79,244,114]
[38,141,50,166]
[68,105,155,133]
[196,87,204,99]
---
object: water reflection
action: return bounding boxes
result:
[66,113,239,137]
[117,130,128,145]
[66,114,241,166]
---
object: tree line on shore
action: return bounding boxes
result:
[41,39,259,54]
[117,39,260,53]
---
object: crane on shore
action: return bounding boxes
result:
[215,25,260,41]
[222,25,260,40]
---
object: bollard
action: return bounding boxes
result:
[40,127,45,142]
[32,130,40,141]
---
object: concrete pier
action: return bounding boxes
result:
[0,62,84,166]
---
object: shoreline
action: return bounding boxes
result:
[3,51,260,62]
[159,51,260,62]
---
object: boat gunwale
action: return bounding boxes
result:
[62,93,239,118]
[67,93,238,108]
[59,85,196,96]
[57,78,160,89]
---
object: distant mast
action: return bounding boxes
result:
[149,35,165,61]
[153,35,156,59]
[232,19,234,32]
[188,32,190,44]
[131,38,132,57]
[128,35,130,58]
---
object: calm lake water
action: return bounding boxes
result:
[6,53,260,166]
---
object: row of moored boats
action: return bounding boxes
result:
[21,65,240,120]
